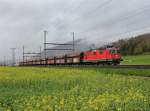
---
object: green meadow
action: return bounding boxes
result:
[0,67,150,111]
[122,54,150,65]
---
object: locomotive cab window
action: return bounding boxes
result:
[110,50,115,54]
[110,50,119,54]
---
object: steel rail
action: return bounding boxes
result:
[20,64,150,69]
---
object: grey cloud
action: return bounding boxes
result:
[0,0,150,61]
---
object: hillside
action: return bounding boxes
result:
[44,33,150,57]
[113,33,150,55]
[34,33,150,60]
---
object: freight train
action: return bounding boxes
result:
[20,46,123,66]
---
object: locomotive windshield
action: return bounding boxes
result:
[110,49,120,54]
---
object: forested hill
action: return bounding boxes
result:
[113,33,150,55]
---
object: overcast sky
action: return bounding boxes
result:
[0,0,150,62]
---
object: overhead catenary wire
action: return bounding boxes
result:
[65,0,113,27]
[91,24,150,42]
[66,1,149,41]
[74,3,150,35]
[54,0,150,40]
[52,0,114,41]
[18,0,150,62]
[70,0,113,23]
[22,46,42,65]
[68,23,150,46]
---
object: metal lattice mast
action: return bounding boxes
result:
[11,48,16,66]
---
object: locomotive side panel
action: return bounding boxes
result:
[82,48,122,65]
[83,50,108,62]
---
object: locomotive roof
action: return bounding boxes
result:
[87,46,119,52]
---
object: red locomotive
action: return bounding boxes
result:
[20,46,122,66]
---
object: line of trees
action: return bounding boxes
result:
[113,33,150,55]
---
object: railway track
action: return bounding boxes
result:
[97,65,150,69]
[20,64,150,69]
[46,64,150,69]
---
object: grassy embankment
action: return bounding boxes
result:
[122,54,150,65]
[0,67,150,111]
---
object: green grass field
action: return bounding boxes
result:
[122,54,150,65]
[0,67,150,111]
